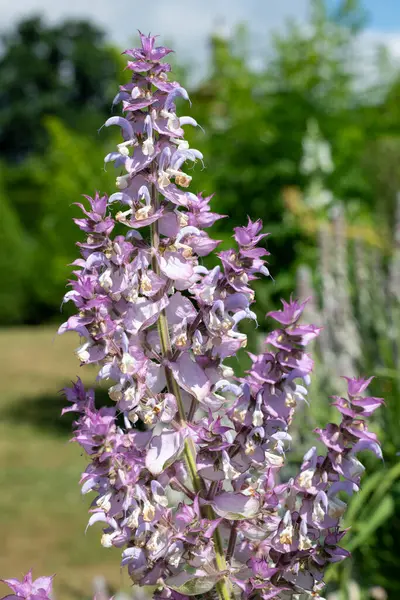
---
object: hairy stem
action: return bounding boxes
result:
[150,182,233,600]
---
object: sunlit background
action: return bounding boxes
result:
[1,0,400,598]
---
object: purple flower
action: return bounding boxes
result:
[49,30,385,600]
[267,297,309,326]
[343,375,374,397]
[1,571,54,600]
[234,217,269,247]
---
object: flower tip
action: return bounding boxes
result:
[343,375,375,396]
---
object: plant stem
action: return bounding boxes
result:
[226,522,238,563]
[150,182,233,600]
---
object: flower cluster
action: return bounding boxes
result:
[0,572,111,600]
[236,329,383,598]
[0,571,54,600]
[1,32,382,600]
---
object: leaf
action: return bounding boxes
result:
[212,492,260,520]
[166,572,219,596]
[366,462,400,514]
[345,462,400,527]
[347,495,394,552]
[344,470,383,524]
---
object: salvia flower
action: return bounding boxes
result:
[2,32,382,600]
[0,572,113,600]
[0,571,54,600]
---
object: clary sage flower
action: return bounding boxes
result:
[2,32,382,600]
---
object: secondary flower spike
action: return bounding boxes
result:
[5,31,379,600]
[0,572,113,600]
[0,571,54,600]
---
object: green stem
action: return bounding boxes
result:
[150,183,233,600]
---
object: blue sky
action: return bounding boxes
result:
[325,0,400,30]
[363,0,400,30]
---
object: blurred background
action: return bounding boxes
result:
[1,0,400,598]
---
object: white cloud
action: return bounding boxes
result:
[351,29,400,89]
[362,29,400,59]
[0,0,309,66]
[3,0,400,88]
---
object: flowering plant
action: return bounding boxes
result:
[1,33,383,600]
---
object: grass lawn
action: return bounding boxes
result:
[0,327,133,599]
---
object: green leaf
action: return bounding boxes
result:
[345,463,400,528]
[347,495,394,552]
[344,471,383,524]
[166,572,219,596]
[363,462,400,516]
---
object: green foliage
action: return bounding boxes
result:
[186,0,376,319]
[0,118,116,322]
[0,172,33,323]
[33,117,116,311]
[292,138,400,599]
[324,463,400,598]
[0,16,123,161]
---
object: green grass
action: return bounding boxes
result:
[0,327,132,599]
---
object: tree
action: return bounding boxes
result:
[0,16,122,161]
[187,1,370,316]
[0,117,117,324]
[0,171,32,323]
